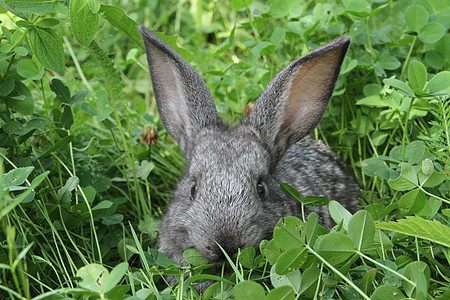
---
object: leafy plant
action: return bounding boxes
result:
[0,0,448,299]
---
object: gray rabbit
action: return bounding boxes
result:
[139,26,359,270]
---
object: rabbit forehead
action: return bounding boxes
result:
[189,128,270,178]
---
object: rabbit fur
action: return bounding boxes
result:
[139,26,360,272]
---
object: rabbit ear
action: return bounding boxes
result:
[245,36,350,159]
[139,26,222,153]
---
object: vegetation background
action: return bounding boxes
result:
[0,0,448,299]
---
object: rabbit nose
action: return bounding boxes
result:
[206,234,242,262]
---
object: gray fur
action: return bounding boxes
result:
[139,26,360,278]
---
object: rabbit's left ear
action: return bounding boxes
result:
[245,36,350,158]
[139,26,222,154]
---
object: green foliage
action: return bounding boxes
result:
[0,0,449,299]
[377,216,450,248]
[69,0,100,47]
[28,26,65,75]
[183,247,210,266]
[76,262,129,295]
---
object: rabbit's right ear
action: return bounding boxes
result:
[139,26,222,153]
[245,36,350,161]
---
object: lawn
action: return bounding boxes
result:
[0,0,449,299]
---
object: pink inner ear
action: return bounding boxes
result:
[278,50,341,137]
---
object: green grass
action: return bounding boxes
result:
[0,0,449,299]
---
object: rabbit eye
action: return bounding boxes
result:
[190,183,198,199]
[256,181,265,197]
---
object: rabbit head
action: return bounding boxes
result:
[139,26,351,264]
